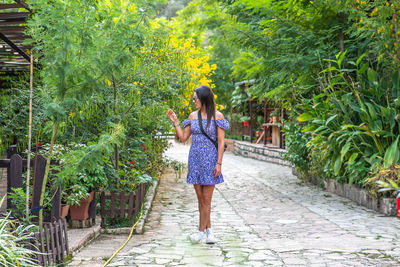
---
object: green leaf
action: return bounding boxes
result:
[356,53,366,67]
[367,68,378,85]
[45,103,66,121]
[348,152,359,165]
[365,102,377,121]
[376,180,390,187]
[349,103,362,113]
[358,63,368,75]
[336,50,347,68]
[384,136,400,168]
[320,66,338,74]
[333,156,342,176]
[297,112,314,122]
[388,179,399,190]
[340,142,351,161]
[325,114,338,125]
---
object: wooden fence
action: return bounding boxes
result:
[31,218,69,266]
[100,183,148,227]
[0,152,61,221]
[1,147,68,265]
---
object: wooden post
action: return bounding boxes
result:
[134,187,140,215]
[263,100,267,145]
[100,192,105,227]
[110,192,115,219]
[128,192,134,225]
[7,154,22,209]
[50,185,61,220]
[6,145,17,158]
[88,191,96,223]
[31,155,46,219]
[120,192,125,217]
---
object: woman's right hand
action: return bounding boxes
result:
[167,109,178,124]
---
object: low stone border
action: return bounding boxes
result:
[292,168,397,216]
[324,179,396,216]
[234,140,291,166]
[68,222,102,256]
[68,179,159,255]
[225,138,235,153]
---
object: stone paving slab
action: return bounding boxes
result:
[69,141,400,266]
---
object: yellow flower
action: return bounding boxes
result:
[69,112,76,118]
[133,81,138,85]
[105,79,111,86]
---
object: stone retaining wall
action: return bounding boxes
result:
[225,138,235,153]
[233,141,291,166]
[324,179,396,216]
[292,169,397,216]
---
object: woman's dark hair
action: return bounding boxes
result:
[194,85,216,129]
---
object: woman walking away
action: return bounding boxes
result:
[167,85,230,244]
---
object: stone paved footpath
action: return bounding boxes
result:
[69,142,400,267]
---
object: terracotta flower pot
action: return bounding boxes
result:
[61,204,70,218]
[69,191,94,220]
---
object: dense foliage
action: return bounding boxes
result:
[172,0,400,189]
[0,0,217,226]
[2,0,400,228]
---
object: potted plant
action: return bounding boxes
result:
[60,186,90,219]
[55,144,108,221]
[240,116,251,127]
[66,184,92,220]
[64,166,108,220]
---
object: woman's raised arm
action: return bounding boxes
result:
[167,109,192,142]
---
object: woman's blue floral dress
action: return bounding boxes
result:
[182,118,230,185]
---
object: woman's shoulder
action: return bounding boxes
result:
[188,111,197,120]
[215,111,224,120]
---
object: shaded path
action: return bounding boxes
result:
[70,141,400,266]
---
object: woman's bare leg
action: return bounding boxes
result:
[201,185,215,229]
[193,184,205,231]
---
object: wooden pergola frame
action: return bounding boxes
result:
[0,0,32,80]
[234,80,286,148]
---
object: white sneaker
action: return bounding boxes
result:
[189,231,204,244]
[205,228,216,244]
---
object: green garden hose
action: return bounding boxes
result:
[103,186,150,266]
[102,209,143,266]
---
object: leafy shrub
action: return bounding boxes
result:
[0,198,39,266]
[364,165,400,197]
[298,52,400,185]
[282,122,311,173]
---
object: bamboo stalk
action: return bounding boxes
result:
[39,121,59,228]
[26,52,33,218]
